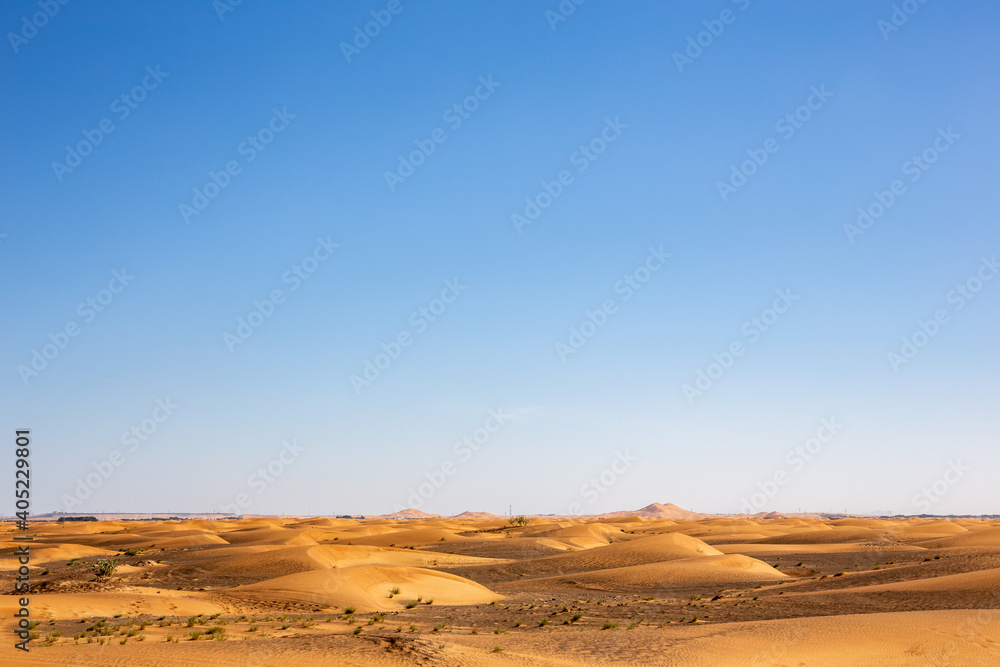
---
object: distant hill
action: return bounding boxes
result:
[598,502,710,520]
[376,508,443,520]
[452,511,503,520]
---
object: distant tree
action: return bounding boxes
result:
[508,515,529,526]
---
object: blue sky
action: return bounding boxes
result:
[2,1,998,517]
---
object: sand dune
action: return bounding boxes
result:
[4,515,998,666]
[233,565,498,611]
[510,554,787,591]
[915,526,1000,548]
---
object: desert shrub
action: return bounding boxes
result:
[89,558,119,578]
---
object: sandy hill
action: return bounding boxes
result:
[599,502,709,520]
[375,508,443,520]
[451,511,503,520]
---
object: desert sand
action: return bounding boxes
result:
[3,514,1000,665]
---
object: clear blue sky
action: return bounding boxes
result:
[3,1,997,517]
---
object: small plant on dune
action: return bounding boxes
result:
[88,556,119,579]
[188,631,201,640]
[433,623,446,632]
[627,622,639,629]
[508,515,529,526]
[513,621,522,627]
[571,613,582,623]
[344,606,356,615]
[353,626,362,635]
[248,625,258,632]
[405,601,418,609]
[538,617,549,627]
[388,586,400,598]
[409,624,419,632]
[601,621,617,630]
[424,599,433,605]
[493,646,503,653]
[493,627,506,634]
[280,623,290,630]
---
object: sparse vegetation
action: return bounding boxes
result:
[89,557,119,578]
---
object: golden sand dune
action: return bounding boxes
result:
[841,567,1000,594]
[896,520,969,535]
[3,515,998,666]
[747,526,886,544]
[340,527,473,546]
[0,588,226,620]
[212,527,318,546]
[649,610,1000,666]
[232,565,498,611]
[0,543,115,569]
[914,526,1000,548]
[191,543,499,582]
[511,554,787,591]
